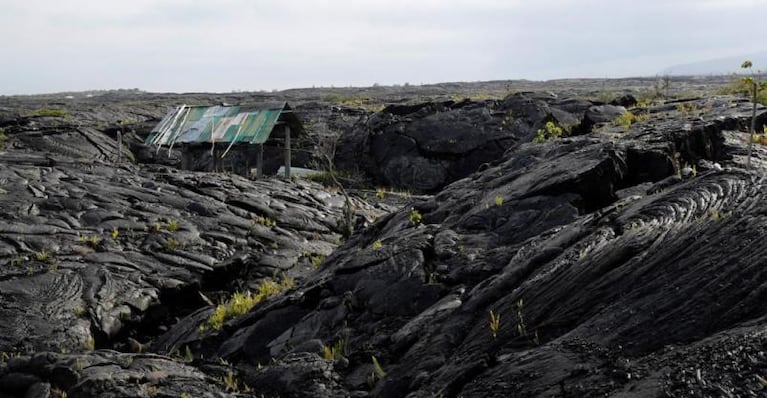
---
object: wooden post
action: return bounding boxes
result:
[181,147,189,170]
[257,143,264,178]
[116,131,122,163]
[284,125,291,178]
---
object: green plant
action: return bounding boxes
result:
[533,121,565,143]
[368,355,387,386]
[253,216,277,228]
[111,228,119,240]
[719,63,767,105]
[488,310,501,339]
[494,195,504,206]
[34,249,51,263]
[29,108,69,118]
[166,220,180,232]
[709,209,721,221]
[375,188,386,200]
[73,306,85,317]
[87,235,101,248]
[310,255,326,269]
[183,345,193,363]
[322,337,348,361]
[372,355,386,378]
[514,299,527,337]
[740,60,767,168]
[676,102,699,116]
[0,128,6,151]
[165,237,180,251]
[84,336,95,351]
[409,208,423,225]
[372,240,383,250]
[206,276,295,330]
[221,372,239,392]
[612,111,646,128]
[51,388,68,398]
[499,112,514,131]
[10,255,25,266]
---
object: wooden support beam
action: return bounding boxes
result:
[257,143,264,178]
[180,147,189,170]
[284,125,291,179]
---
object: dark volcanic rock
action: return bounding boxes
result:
[337,93,595,192]
[0,351,229,397]
[157,95,767,397]
[3,87,767,398]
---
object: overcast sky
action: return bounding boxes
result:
[1,0,766,94]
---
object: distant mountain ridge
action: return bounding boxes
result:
[662,51,767,76]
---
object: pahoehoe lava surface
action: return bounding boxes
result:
[2,80,767,397]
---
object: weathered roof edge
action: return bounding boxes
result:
[147,101,303,149]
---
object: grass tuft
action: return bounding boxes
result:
[206,276,295,330]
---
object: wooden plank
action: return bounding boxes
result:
[284,125,291,178]
[257,144,264,178]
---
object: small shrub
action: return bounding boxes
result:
[533,121,565,143]
[375,188,386,200]
[718,69,767,105]
[494,195,504,206]
[372,240,383,250]
[310,255,326,269]
[34,250,51,263]
[0,128,6,151]
[409,209,423,225]
[165,237,180,251]
[166,220,180,232]
[84,336,95,351]
[111,228,119,240]
[612,111,646,128]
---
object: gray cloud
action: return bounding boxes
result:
[1,0,766,94]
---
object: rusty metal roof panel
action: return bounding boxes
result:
[146,104,286,146]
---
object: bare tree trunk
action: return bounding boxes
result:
[324,154,354,238]
[748,81,757,169]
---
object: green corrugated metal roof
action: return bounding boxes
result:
[146,103,287,147]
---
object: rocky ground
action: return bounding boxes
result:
[1,76,766,397]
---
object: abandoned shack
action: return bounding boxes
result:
[146,102,303,177]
